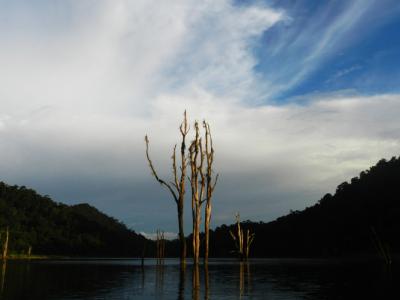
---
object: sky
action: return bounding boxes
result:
[1,0,400,239]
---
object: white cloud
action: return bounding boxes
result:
[1,91,399,232]
[140,231,178,241]
[0,1,399,233]
[259,0,379,97]
[0,0,282,116]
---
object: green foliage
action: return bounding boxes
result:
[0,183,147,256]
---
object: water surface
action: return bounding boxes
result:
[0,258,397,299]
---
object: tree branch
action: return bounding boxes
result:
[145,135,178,204]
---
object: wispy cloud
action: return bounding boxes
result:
[0,0,399,233]
[325,65,362,84]
[257,0,384,98]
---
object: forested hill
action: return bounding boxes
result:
[207,156,400,258]
[0,182,146,257]
[2,156,400,258]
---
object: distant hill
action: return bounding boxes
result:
[2,156,400,259]
[206,156,400,258]
[0,182,147,257]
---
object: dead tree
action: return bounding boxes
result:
[188,120,218,264]
[203,121,218,263]
[2,228,9,260]
[156,230,160,263]
[145,111,189,264]
[141,240,147,266]
[245,228,255,260]
[156,229,166,264]
[370,226,392,266]
[188,121,205,264]
[229,214,255,261]
[229,214,244,259]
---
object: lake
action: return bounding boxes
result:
[0,258,397,299]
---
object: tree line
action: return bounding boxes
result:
[1,143,399,260]
[164,156,400,260]
[0,182,147,257]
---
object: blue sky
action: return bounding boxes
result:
[252,0,400,102]
[0,0,400,238]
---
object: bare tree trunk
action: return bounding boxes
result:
[245,229,255,260]
[156,229,160,263]
[145,111,189,264]
[2,228,9,260]
[177,205,186,263]
[204,201,211,262]
[194,204,201,264]
[203,122,218,263]
[156,230,166,264]
[161,232,165,261]
[189,122,205,265]
[141,240,146,266]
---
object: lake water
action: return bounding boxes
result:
[0,258,397,299]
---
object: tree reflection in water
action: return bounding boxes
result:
[175,260,252,300]
[155,262,165,297]
[1,260,6,296]
[204,263,209,300]
[239,261,251,298]
[0,259,398,299]
[175,262,211,300]
[178,263,185,300]
[192,263,200,300]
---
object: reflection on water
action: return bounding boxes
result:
[1,260,6,296]
[192,263,199,300]
[239,262,251,298]
[155,263,164,298]
[204,263,209,300]
[178,264,185,300]
[0,258,398,299]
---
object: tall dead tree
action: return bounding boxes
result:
[188,121,205,264]
[203,121,218,262]
[145,111,189,264]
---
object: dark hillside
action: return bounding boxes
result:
[207,157,400,258]
[0,182,147,257]
[3,155,400,258]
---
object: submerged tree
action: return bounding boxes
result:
[188,120,218,264]
[145,111,189,264]
[156,229,166,264]
[188,121,205,265]
[229,213,255,261]
[1,228,9,260]
[203,121,218,263]
[145,112,218,264]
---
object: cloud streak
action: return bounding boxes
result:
[0,0,399,235]
[256,0,398,99]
